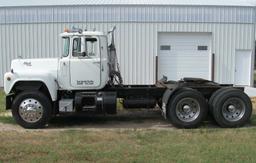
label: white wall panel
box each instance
[0,0,255,7]
[0,6,254,24]
[0,0,254,7]
[0,23,254,87]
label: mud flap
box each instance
[6,94,13,110]
[161,87,181,119]
[161,89,173,119]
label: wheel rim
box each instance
[176,98,201,122]
[222,97,246,122]
[18,98,43,123]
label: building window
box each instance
[198,46,208,51]
[160,45,171,51]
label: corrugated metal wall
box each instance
[0,6,254,24]
[0,22,254,86]
[0,5,255,86]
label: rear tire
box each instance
[11,91,52,129]
[167,88,208,128]
[208,87,231,114]
[212,88,252,128]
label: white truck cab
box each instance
[58,31,109,90]
[4,29,111,101]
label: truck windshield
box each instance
[62,37,70,57]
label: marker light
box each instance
[64,28,70,33]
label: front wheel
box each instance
[167,88,208,128]
[11,91,52,129]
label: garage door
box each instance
[158,33,212,81]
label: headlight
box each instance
[6,76,11,81]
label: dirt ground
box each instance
[0,108,228,132]
[0,109,176,132]
[1,99,255,132]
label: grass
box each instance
[1,129,256,162]
[1,91,256,162]
[0,90,5,113]
[0,90,15,124]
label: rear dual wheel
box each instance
[167,88,208,128]
[209,88,252,128]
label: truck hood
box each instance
[11,58,59,77]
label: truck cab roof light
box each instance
[64,28,70,33]
[64,27,85,34]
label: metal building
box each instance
[0,0,255,87]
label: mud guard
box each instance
[5,94,13,110]
[161,87,179,119]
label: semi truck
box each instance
[3,27,252,129]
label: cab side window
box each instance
[72,38,82,57]
[62,37,70,57]
[86,38,98,57]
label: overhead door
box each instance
[158,33,212,81]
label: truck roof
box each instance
[60,31,104,37]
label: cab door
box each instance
[70,36,101,88]
[58,37,71,89]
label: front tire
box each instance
[11,91,52,129]
[167,88,208,128]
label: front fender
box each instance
[4,72,58,101]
